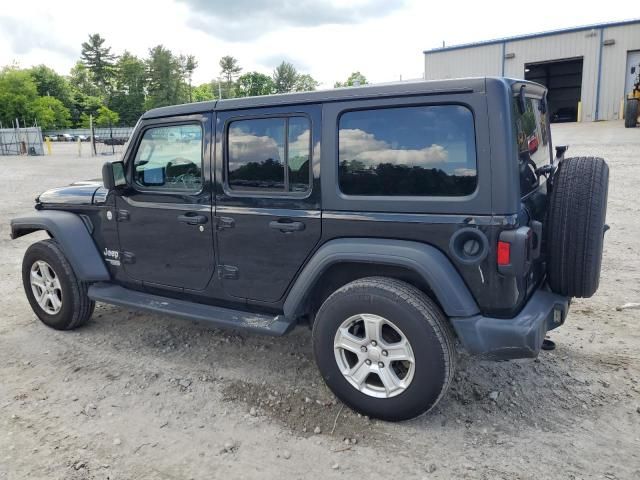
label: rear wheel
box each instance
[547,157,609,298]
[22,239,95,330]
[312,277,456,421]
[624,98,638,128]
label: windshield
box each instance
[512,96,552,197]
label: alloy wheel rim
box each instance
[30,260,62,315]
[333,313,415,399]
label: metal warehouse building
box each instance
[424,19,640,122]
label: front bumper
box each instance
[450,287,569,360]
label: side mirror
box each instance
[102,161,126,190]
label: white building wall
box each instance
[424,22,640,121]
[598,24,640,120]
[424,44,502,79]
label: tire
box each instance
[312,277,456,421]
[547,157,609,298]
[624,98,638,128]
[22,239,95,330]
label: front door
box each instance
[214,105,321,303]
[116,113,215,291]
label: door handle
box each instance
[178,213,208,225]
[269,220,305,232]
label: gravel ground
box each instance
[1,121,639,480]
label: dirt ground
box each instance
[1,121,639,480]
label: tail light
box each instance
[497,227,532,275]
[497,241,511,266]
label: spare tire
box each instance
[625,98,638,128]
[546,157,609,298]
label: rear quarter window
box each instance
[338,105,477,197]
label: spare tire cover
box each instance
[546,156,609,298]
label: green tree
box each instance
[28,65,73,108]
[94,105,120,127]
[110,51,147,124]
[219,56,241,98]
[180,54,198,102]
[81,33,116,91]
[29,96,71,129]
[68,61,103,126]
[68,61,101,98]
[192,83,215,102]
[145,45,186,109]
[235,72,274,97]
[334,71,368,88]
[272,61,298,93]
[294,73,319,92]
[0,67,38,127]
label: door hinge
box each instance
[215,216,235,230]
[117,210,130,222]
[217,264,239,280]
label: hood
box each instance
[37,180,106,206]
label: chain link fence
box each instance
[92,126,134,156]
[42,126,134,157]
[0,125,44,156]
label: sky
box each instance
[0,0,636,88]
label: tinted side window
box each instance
[338,105,477,196]
[513,97,551,196]
[133,124,202,192]
[227,116,311,193]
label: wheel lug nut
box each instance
[378,362,384,368]
[360,346,367,353]
[365,359,372,366]
[370,340,377,347]
[382,350,388,357]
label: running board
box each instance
[88,283,295,336]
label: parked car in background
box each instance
[104,137,127,146]
[59,133,74,142]
[74,135,90,142]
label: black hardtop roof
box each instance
[141,77,545,119]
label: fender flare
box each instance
[10,210,110,282]
[283,238,479,319]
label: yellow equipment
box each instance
[625,62,640,128]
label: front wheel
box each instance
[22,239,95,330]
[312,277,456,421]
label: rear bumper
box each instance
[450,287,569,360]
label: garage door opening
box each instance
[525,58,583,122]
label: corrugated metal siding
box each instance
[598,24,640,120]
[424,22,640,121]
[424,44,502,79]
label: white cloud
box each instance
[0,0,634,89]
[340,128,449,167]
[228,127,283,166]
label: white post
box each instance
[89,115,95,157]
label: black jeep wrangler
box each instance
[11,78,609,421]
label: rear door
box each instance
[214,105,321,303]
